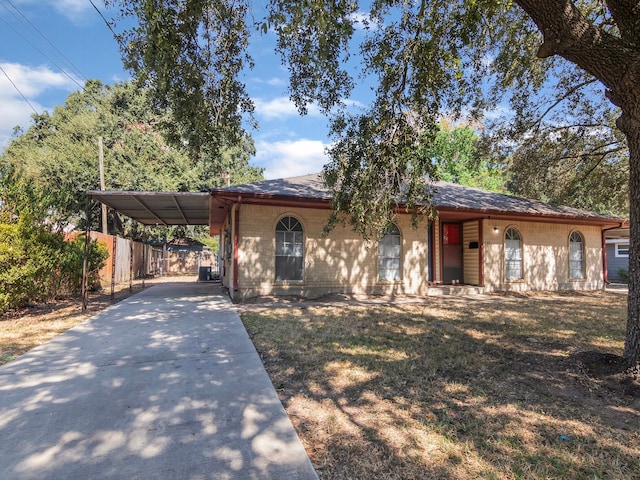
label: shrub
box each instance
[0,218,65,311]
[60,235,109,295]
[0,219,108,312]
[617,268,629,283]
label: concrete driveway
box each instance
[0,283,317,480]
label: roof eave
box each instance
[435,206,623,227]
[208,190,621,230]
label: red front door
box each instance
[442,223,463,284]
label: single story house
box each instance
[208,173,624,301]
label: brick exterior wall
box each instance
[220,204,605,300]
[482,219,604,292]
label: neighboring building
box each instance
[605,224,630,283]
[209,173,623,301]
[163,237,216,276]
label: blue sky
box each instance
[0,0,347,179]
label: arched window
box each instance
[569,231,585,279]
[275,216,304,281]
[505,227,523,280]
[378,223,402,281]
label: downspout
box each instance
[479,219,484,286]
[233,196,242,291]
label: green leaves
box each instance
[0,220,108,311]
[0,80,263,233]
[268,0,357,115]
[429,124,506,192]
[504,116,628,216]
[324,107,438,240]
[0,218,64,310]
[103,0,630,230]
[109,0,254,157]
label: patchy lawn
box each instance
[0,276,201,366]
[0,287,146,366]
[241,291,640,480]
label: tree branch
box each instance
[527,78,597,131]
[557,142,625,162]
[515,0,633,93]
[545,123,615,133]
[605,0,640,45]
[579,145,627,179]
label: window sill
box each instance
[274,280,305,285]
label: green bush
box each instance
[60,235,109,295]
[0,219,109,312]
[0,218,65,310]
[617,268,629,283]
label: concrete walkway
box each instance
[0,283,317,480]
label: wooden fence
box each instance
[87,232,158,289]
[83,232,218,289]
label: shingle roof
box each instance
[431,180,614,220]
[211,173,620,225]
[166,237,207,250]
[215,173,330,199]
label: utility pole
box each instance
[98,136,107,234]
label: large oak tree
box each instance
[1,80,262,232]
[106,0,640,367]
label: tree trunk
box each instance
[514,0,640,368]
[625,118,640,368]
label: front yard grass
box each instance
[241,291,639,479]
[0,286,145,365]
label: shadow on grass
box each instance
[0,283,315,479]
[243,293,639,479]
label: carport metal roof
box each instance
[87,190,210,225]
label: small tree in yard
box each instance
[61,235,109,296]
[0,217,65,311]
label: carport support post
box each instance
[81,196,91,312]
[110,233,117,300]
[142,226,147,288]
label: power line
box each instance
[2,0,87,82]
[0,13,84,90]
[0,63,39,116]
[89,0,119,39]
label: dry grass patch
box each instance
[241,292,640,479]
[0,287,145,365]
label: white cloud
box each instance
[253,76,287,88]
[255,139,329,179]
[349,11,381,30]
[254,96,322,119]
[483,105,514,121]
[0,63,75,98]
[0,97,43,148]
[14,0,94,23]
[0,62,78,150]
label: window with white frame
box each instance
[569,231,585,279]
[378,223,402,281]
[616,243,630,257]
[275,216,304,281]
[505,227,523,280]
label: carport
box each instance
[83,190,212,309]
[87,191,211,226]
